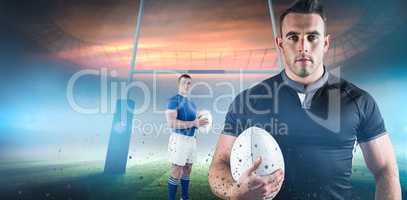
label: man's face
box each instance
[178,77,192,94]
[277,13,330,78]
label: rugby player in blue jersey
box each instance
[166,74,209,200]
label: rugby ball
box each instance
[230,127,285,181]
[197,110,213,134]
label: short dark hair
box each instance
[178,74,191,82]
[279,0,326,35]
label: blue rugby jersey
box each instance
[168,94,197,137]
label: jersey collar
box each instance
[281,67,330,109]
[281,67,329,94]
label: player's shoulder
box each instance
[168,94,182,101]
[229,73,282,107]
[238,73,283,98]
[167,94,184,106]
[327,73,372,101]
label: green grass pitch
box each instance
[0,159,405,200]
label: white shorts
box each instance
[168,133,197,166]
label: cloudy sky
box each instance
[3,0,405,71]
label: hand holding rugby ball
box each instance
[197,110,213,134]
[230,127,285,199]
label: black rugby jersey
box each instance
[223,70,386,200]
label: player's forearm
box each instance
[208,159,239,199]
[374,166,401,200]
[169,120,196,129]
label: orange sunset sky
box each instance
[24,0,363,72]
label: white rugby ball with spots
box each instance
[230,126,285,181]
[197,110,213,134]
